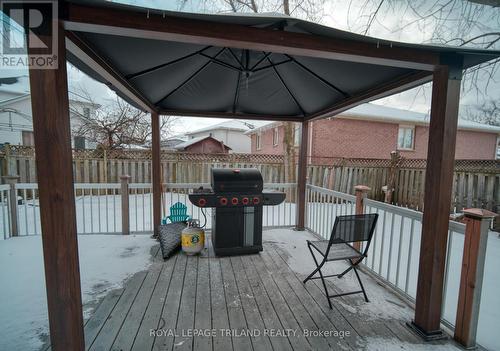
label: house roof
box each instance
[245,103,500,134]
[61,0,500,121]
[185,119,268,135]
[174,135,232,150]
[0,93,31,107]
[0,75,30,95]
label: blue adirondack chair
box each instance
[163,202,191,224]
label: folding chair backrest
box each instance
[329,214,378,250]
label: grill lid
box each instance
[211,168,263,194]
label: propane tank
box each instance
[181,219,205,255]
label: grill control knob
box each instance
[231,197,239,205]
[253,197,260,205]
[198,198,207,207]
[241,197,249,205]
[220,197,228,206]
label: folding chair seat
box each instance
[303,213,378,309]
[308,240,364,261]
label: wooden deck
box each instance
[66,229,461,351]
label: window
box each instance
[83,107,90,118]
[397,126,414,150]
[496,136,500,160]
[272,127,279,146]
[74,136,86,150]
[22,131,34,146]
[256,132,262,150]
[294,125,300,146]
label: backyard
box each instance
[0,186,498,350]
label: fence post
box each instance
[3,175,19,237]
[454,208,497,348]
[4,143,14,177]
[355,185,370,215]
[383,151,401,203]
[354,185,370,250]
[120,175,130,235]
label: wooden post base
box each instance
[406,321,448,341]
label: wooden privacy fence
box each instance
[307,158,500,213]
[1,145,499,212]
[0,145,285,184]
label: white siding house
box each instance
[0,75,98,149]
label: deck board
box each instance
[130,254,178,351]
[88,271,147,351]
[76,230,462,351]
[230,256,274,351]
[220,257,253,351]
[152,253,187,351]
[239,255,295,351]
[111,254,163,351]
[193,256,212,351]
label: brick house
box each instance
[247,103,500,162]
[174,136,231,153]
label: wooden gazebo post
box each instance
[411,60,463,339]
[296,121,309,230]
[29,22,85,350]
[151,111,162,237]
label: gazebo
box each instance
[18,0,500,349]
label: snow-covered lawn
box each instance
[0,234,155,350]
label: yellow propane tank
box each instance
[181,220,205,255]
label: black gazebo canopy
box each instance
[65,0,499,121]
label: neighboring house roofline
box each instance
[0,93,31,108]
[245,103,500,135]
[185,119,259,135]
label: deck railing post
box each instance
[355,185,370,215]
[354,185,370,250]
[120,175,131,235]
[3,175,19,237]
[454,208,497,348]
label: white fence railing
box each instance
[304,184,467,330]
[0,184,10,240]
[305,184,356,238]
[0,182,297,238]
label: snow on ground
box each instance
[364,337,462,350]
[0,234,155,351]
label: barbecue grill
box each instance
[188,168,285,256]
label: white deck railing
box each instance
[304,184,467,332]
[0,182,297,238]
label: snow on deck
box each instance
[0,234,155,350]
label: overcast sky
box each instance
[3,0,499,135]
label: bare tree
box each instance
[71,90,176,150]
[348,0,500,124]
[465,99,500,126]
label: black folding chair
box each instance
[303,213,378,309]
